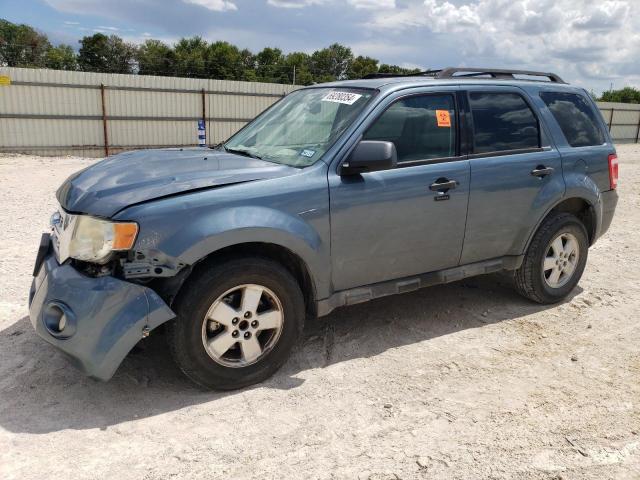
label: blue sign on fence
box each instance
[197,119,206,147]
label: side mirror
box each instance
[340,140,398,176]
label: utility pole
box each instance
[293,65,296,86]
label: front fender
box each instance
[127,203,331,300]
[116,164,332,300]
[178,206,326,293]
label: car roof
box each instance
[315,76,583,94]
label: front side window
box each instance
[224,87,374,167]
[363,94,457,163]
[469,92,540,154]
[540,92,605,147]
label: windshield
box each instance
[223,87,374,167]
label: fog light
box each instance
[42,301,76,338]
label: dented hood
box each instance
[57,148,298,217]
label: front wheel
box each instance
[168,257,305,390]
[514,213,589,304]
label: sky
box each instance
[2,0,639,93]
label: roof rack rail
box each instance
[436,67,565,83]
[363,69,442,79]
[363,67,566,83]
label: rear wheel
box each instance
[168,257,305,390]
[514,213,588,304]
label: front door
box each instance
[329,91,470,291]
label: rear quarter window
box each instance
[540,92,605,147]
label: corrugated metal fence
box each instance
[0,67,298,157]
[597,101,640,144]
[0,67,639,157]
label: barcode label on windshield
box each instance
[321,91,363,105]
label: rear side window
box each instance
[540,92,605,147]
[363,94,456,163]
[469,92,540,154]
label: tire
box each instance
[514,213,589,304]
[168,257,305,390]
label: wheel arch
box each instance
[175,241,318,318]
[550,197,597,244]
[524,195,599,253]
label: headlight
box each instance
[68,216,138,264]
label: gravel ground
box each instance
[1,146,639,480]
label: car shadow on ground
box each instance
[0,273,581,434]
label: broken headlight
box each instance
[66,215,138,264]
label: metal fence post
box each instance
[608,108,614,133]
[100,84,109,156]
[201,88,207,144]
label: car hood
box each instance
[56,148,299,217]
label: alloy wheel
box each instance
[542,232,580,288]
[201,284,284,368]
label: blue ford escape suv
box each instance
[29,68,619,390]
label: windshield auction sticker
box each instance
[322,91,363,105]
[436,110,451,127]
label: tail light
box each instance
[608,153,618,190]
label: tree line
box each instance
[599,87,640,104]
[0,18,420,84]
[4,18,638,98]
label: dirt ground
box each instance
[1,145,639,480]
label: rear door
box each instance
[329,89,470,291]
[459,86,565,265]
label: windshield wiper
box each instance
[224,146,262,160]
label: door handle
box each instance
[429,179,458,191]
[530,165,554,177]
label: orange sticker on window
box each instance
[436,110,451,127]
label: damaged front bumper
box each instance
[28,234,175,381]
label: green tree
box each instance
[310,43,353,81]
[78,33,136,73]
[173,36,208,77]
[206,41,243,80]
[378,64,421,75]
[137,39,175,76]
[238,48,257,81]
[347,55,379,79]
[282,51,313,85]
[0,19,51,67]
[599,87,640,104]
[45,44,77,70]
[255,47,287,83]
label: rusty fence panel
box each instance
[0,67,297,157]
